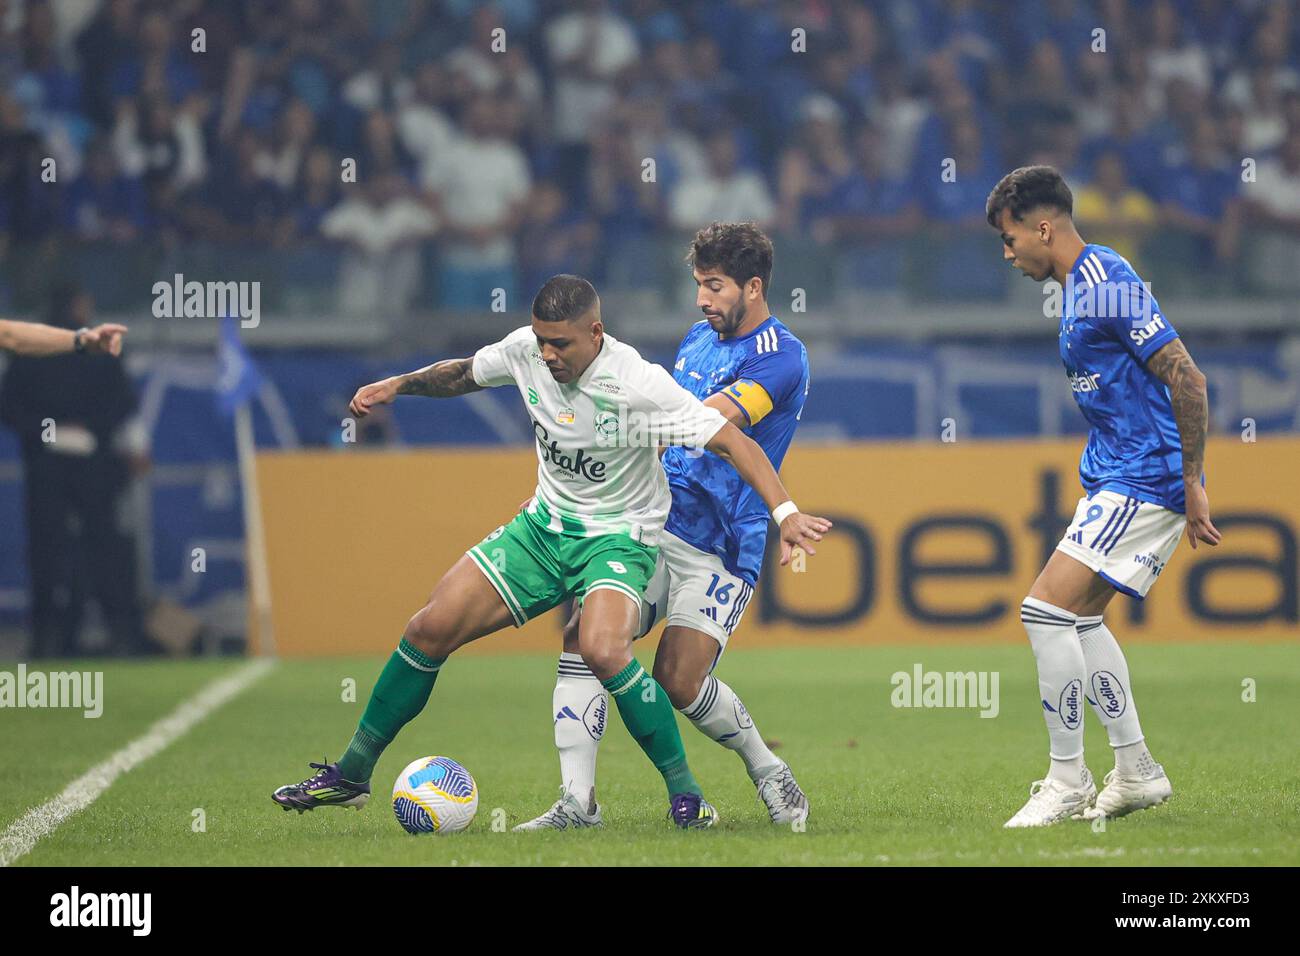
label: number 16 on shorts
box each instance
[660,530,756,649]
[696,572,753,639]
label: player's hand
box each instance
[1184,482,1221,549]
[778,512,832,566]
[349,377,399,418]
[82,323,128,356]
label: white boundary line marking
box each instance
[0,658,275,867]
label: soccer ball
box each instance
[391,756,479,834]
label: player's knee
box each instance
[652,657,704,711]
[577,632,628,682]
[404,601,459,658]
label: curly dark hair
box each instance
[985,165,1074,228]
[685,221,774,296]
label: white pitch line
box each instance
[0,658,275,867]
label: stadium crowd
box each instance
[2,0,1300,315]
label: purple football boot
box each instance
[272,760,370,813]
[668,792,720,829]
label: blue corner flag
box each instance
[216,316,263,417]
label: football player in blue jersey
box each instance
[517,222,817,830]
[987,166,1221,827]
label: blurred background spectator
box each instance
[0,0,1295,312]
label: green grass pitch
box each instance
[5,643,1298,866]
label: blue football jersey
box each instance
[662,316,809,584]
[1062,244,1186,512]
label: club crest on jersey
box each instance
[594,410,619,437]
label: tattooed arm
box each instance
[348,357,482,418]
[1146,338,1221,548]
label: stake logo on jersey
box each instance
[472,327,727,543]
[662,316,809,585]
[1060,245,1187,513]
[532,420,607,482]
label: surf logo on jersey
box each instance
[1059,679,1082,729]
[1068,370,1103,393]
[532,421,607,482]
[1129,313,1167,346]
[1090,670,1127,719]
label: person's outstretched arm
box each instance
[705,421,832,566]
[0,319,128,357]
[348,357,483,417]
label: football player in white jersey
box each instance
[271,274,831,829]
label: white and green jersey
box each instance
[472,326,727,545]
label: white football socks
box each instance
[682,675,781,781]
[550,655,782,799]
[1076,615,1158,777]
[552,652,605,811]
[1021,597,1087,787]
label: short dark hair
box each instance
[985,165,1074,229]
[532,274,599,323]
[685,221,774,296]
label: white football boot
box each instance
[1003,766,1096,828]
[1079,766,1172,820]
[513,787,603,831]
[754,761,810,825]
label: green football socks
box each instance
[601,659,702,798]
[338,638,444,783]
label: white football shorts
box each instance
[635,530,756,655]
[1056,490,1186,599]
